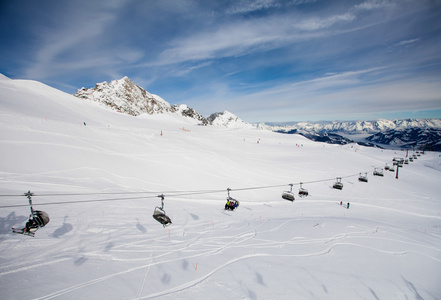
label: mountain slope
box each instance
[271,119,441,149]
[367,127,441,151]
[74,77,257,128]
[207,110,254,128]
[74,76,172,116]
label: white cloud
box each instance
[354,0,397,11]
[394,38,420,47]
[226,0,280,14]
[153,10,357,67]
[22,2,127,80]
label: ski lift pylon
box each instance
[282,184,295,202]
[298,182,309,197]
[12,191,50,237]
[333,177,343,190]
[225,188,240,210]
[152,194,172,227]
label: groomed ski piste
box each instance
[0,75,440,299]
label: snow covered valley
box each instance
[1,76,441,299]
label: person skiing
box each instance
[347,202,350,209]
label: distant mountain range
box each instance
[259,119,441,134]
[263,120,441,150]
[74,76,441,151]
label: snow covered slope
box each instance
[1,75,441,299]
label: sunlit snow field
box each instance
[1,76,440,299]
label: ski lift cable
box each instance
[0,189,229,208]
[0,188,232,198]
[0,168,378,209]
[0,195,158,209]
[0,173,360,202]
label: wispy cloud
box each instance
[153,11,356,67]
[21,1,127,80]
[226,0,281,14]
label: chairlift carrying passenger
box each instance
[225,188,240,210]
[12,191,50,237]
[358,172,368,182]
[298,182,309,197]
[282,184,295,202]
[333,177,343,190]
[152,194,172,227]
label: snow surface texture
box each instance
[1,76,441,299]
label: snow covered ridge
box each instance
[74,76,172,116]
[74,77,251,128]
[264,119,441,134]
[366,127,441,150]
[263,119,441,150]
[207,110,254,128]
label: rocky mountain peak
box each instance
[74,77,171,116]
[207,111,253,128]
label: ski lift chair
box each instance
[373,168,384,177]
[152,195,172,227]
[333,177,343,190]
[298,182,309,197]
[389,166,395,172]
[358,173,368,182]
[384,164,390,170]
[282,184,295,202]
[225,188,240,210]
[12,191,50,237]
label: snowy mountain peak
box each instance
[74,77,171,116]
[271,119,441,134]
[207,111,253,128]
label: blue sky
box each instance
[1,0,441,122]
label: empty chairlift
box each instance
[282,184,295,202]
[373,168,384,177]
[333,177,343,190]
[358,172,368,182]
[152,194,172,227]
[298,182,309,197]
[225,188,240,211]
